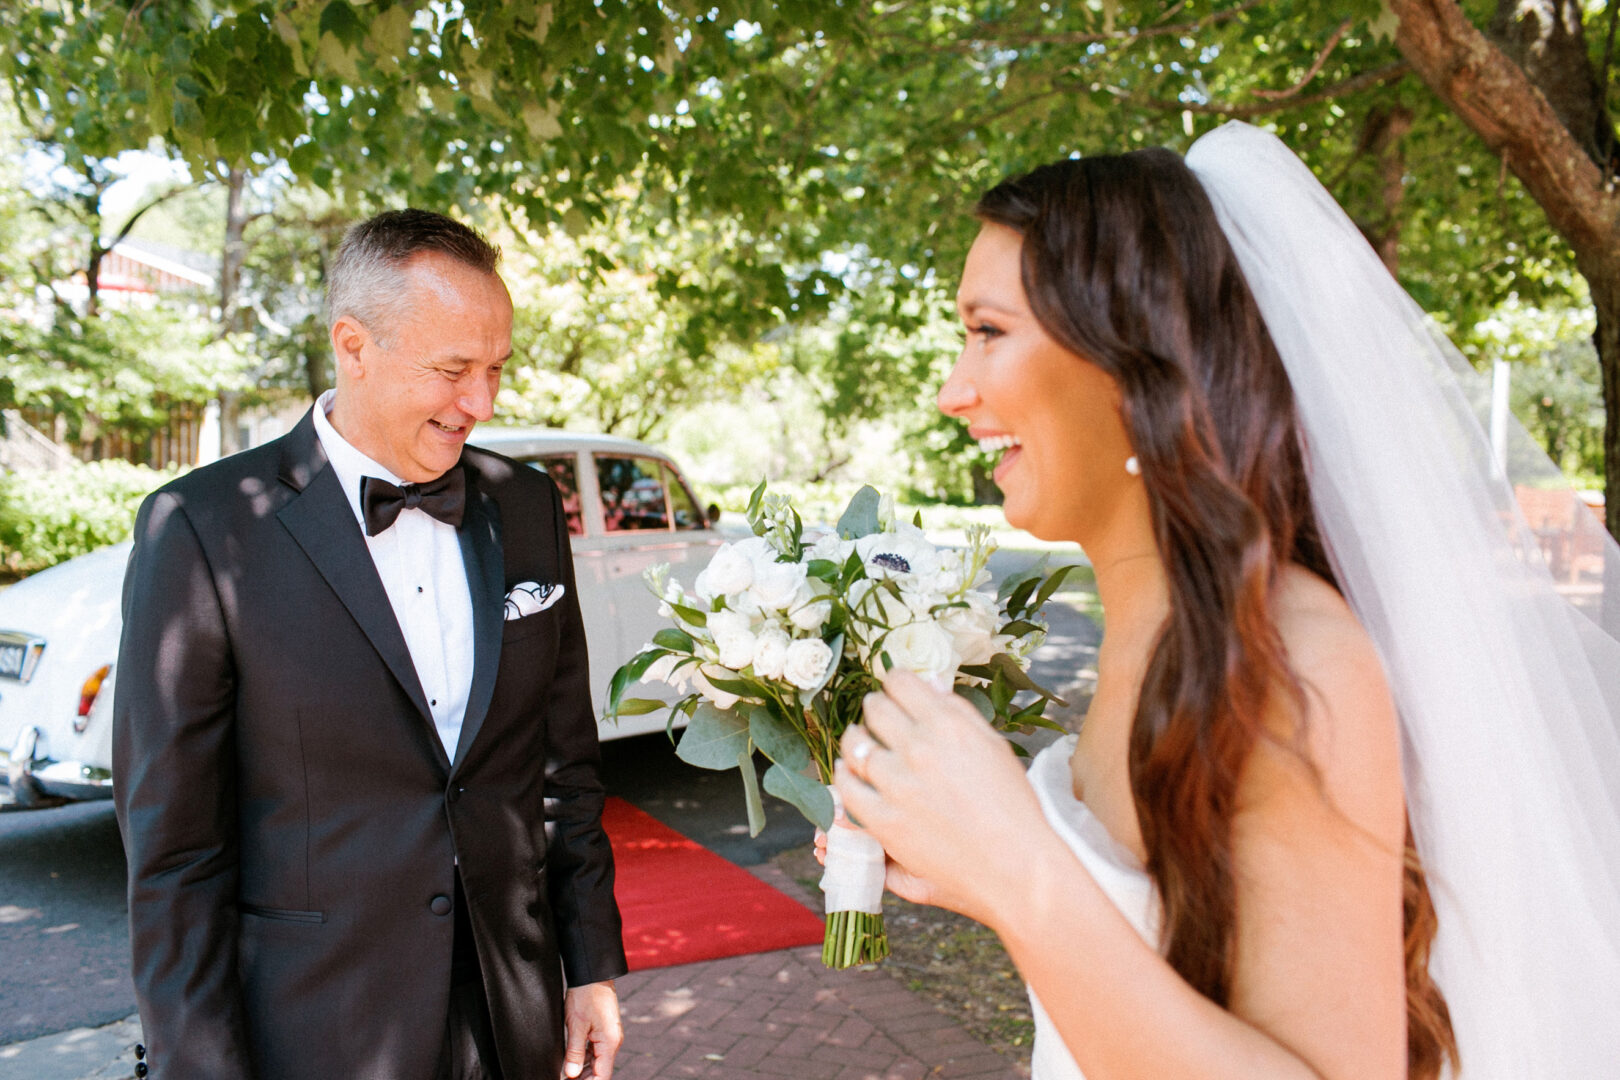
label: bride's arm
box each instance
[838,622,1407,1080]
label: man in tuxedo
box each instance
[113,210,627,1080]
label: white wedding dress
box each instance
[1024,734,1160,1080]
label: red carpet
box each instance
[602,797,826,970]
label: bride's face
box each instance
[940,223,1138,542]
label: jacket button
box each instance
[447,785,464,804]
[430,894,452,916]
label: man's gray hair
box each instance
[326,209,502,347]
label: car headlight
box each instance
[75,665,112,732]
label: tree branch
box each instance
[1252,19,1354,100]
[1106,61,1411,119]
[106,181,203,253]
[880,0,1266,52]
[1601,0,1618,96]
[1388,0,1620,264]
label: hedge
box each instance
[0,460,176,577]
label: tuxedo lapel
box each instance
[273,412,448,773]
[452,470,504,771]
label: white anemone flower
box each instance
[855,526,941,582]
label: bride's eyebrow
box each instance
[957,298,1019,319]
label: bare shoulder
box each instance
[1252,565,1404,837]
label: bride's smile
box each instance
[940,222,1142,546]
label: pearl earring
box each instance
[1125,456,1141,476]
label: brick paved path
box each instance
[614,944,1025,1080]
[25,864,1029,1080]
[608,863,1027,1080]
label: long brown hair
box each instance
[976,149,1456,1076]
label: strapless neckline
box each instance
[1023,734,1163,1080]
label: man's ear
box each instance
[330,316,370,379]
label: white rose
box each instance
[733,536,777,563]
[806,531,854,564]
[693,664,742,709]
[789,598,832,632]
[748,558,809,612]
[751,625,791,680]
[855,528,941,582]
[783,637,835,691]
[939,594,1001,666]
[880,619,959,685]
[641,651,694,691]
[694,543,754,602]
[899,579,944,618]
[707,609,758,671]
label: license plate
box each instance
[0,634,44,683]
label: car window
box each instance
[525,454,584,536]
[596,455,670,532]
[663,463,707,531]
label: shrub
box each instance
[0,460,176,577]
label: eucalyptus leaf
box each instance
[749,703,811,771]
[836,485,882,540]
[675,703,751,770]
[955,684,995,721]
[764,763,836,831]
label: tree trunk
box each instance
[1593,262,1620,539]
[220,168,249,335]
[217,169,250,456]
[85,238,105,319]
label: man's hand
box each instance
[562,979,622,1079]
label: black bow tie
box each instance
[360,471,466,536]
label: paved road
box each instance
[0,566,1099,1050]
[0,801,132,1044]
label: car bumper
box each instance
[0,726,114,809]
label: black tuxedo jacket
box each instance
[112,409,627,1079]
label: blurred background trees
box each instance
[0,0,1612,561]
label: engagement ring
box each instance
[851,740,874,765]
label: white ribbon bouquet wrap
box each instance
[605,482,1078,967]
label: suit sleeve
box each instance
[112,489,254,1078]
[539,480,629,987]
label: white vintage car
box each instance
[0,428,723,810]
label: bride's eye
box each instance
[966,323,1003,341]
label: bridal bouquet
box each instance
[604,482,1076,968]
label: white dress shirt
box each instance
[312,390,475,760]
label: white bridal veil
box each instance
[1187,121,1620,1078]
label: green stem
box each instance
[821,911,889,969]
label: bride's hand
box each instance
[833,670,1052,927]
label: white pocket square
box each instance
[503,581,565,621]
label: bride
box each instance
[833,122,1620,1079]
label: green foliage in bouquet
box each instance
[604,480,1077,837]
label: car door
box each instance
[591,452,722,735]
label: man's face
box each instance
[330,251,513,483]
